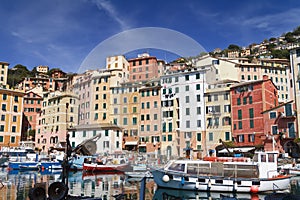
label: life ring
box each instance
[48,182,68,200]
[28,186,46,200]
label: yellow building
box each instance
[0,88,24,147]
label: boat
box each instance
[83,152,130,172]
[279,163,300,176]
[151,151,291,193]
[8,159,62,171]
[152,188,267,200]
[68,155,94,171]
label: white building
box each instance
[160,66,208,158]
[68,124,123,154]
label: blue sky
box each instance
[1,0,300,73]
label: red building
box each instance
[261,100,297,152]
[128,53,164,82]
[22,91,43,141]
[230,75,279,147]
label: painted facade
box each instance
[0,88,24,147]
[230,75,278,147]
[35,91,78,151]
[0,61,9,87]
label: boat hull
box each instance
[152,169,291,193]
[83,163,129,172]
[8,161,61,170]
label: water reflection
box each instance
[1,167,300,200]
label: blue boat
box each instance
[8,160,62,171]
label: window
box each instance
[123,118,128,125]
[186,120,190,128]
[238,121,242,129]
[168,122,172,132]
[132,117,137,125]
[133,96,137,103]
[225,132,230,141]
[197,94,201,102]
[12,126,16,132]
[243,97,247,105]
[238,134,244,142]
[185,96,190,103]
[14,96,18,102]
[186,108,190,115]
[197,133,201,141]
[146,102,150,109]
[0,125,4,132]
[13,105,18,112]
[237,98,241,105]
[2,94,7,100]
[209,132,213,141]
[11,136,16,143]
[154,101,158,108]
[249,96,253,104]
[185,85,189,91]
[238,110,242,119]
[250,119,254,128]
[197,120,201,127]
[168,135,172,141]
[196,84,201,90]
[272,125,278,134]
[1,115,5,121]
[2,104,6,111]
[249,108,254,118]
[197,107,201,115]
[269,112,276,119]
[185,75,189,81]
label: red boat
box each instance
[82,152,130,172]
[83,162,129,172]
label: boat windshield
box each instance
[168,163,185,172]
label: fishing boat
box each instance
[83,152,130,172]
[151,151,291,193]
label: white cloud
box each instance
[229,8,300,35]
[91,0,131,30]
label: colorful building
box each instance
[230,75,278,147]
[0,61,9,87]
[0,88,24,147]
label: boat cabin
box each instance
[164,151,279,179]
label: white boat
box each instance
[280,163,300,176]
[151,151,291,193]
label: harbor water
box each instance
[1,167,300,200]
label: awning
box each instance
[218,147,255,153]
[125,141,138,145]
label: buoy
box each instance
[28,186,46,200]
[250,185,259,193]
[162,174,170,182]
[48,182,68,200]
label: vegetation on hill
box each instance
[210,26,300,60]
[7,64,35,87]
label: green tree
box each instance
[7,64,33,87]
[227,44,240,51]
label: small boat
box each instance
[83,152,130,172]
[279,163,300,176]
[151,151,291,193]
[83,162,129,172]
